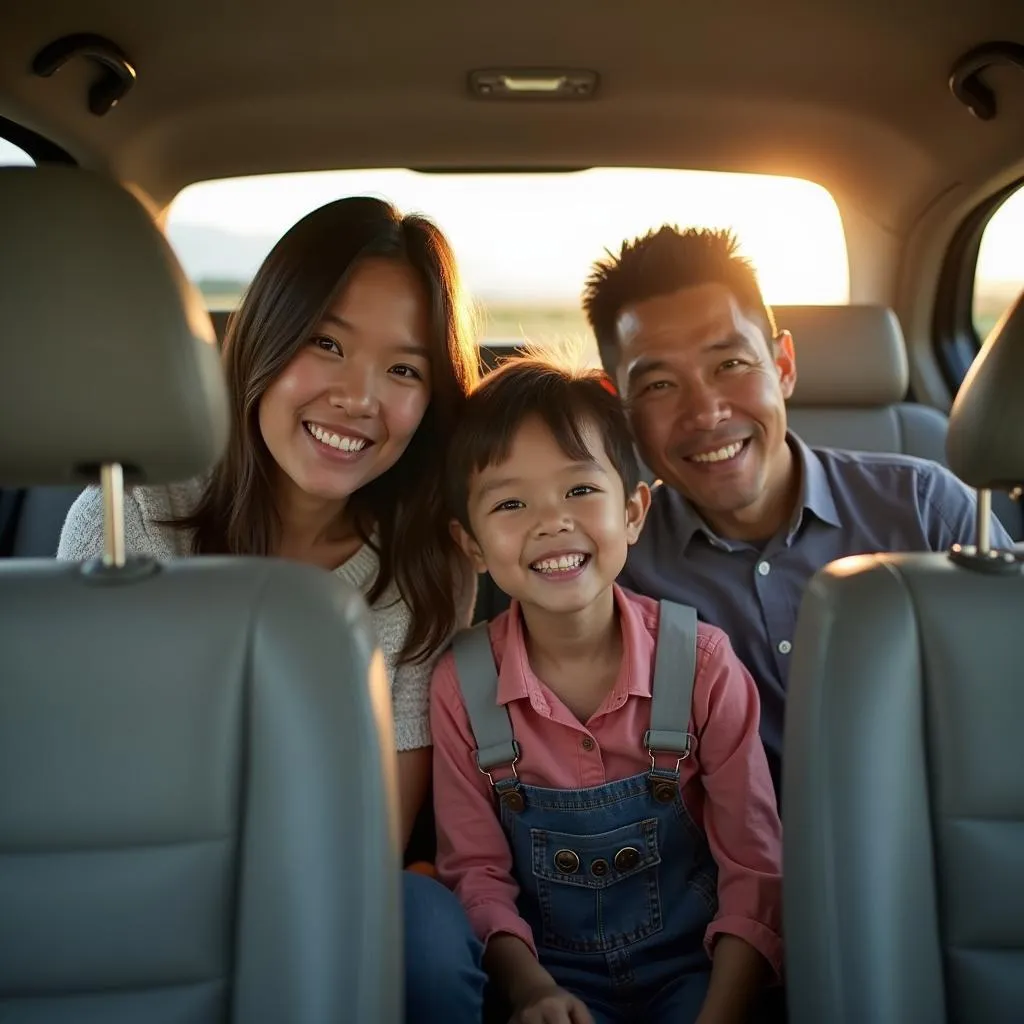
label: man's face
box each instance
[614,282,798,539]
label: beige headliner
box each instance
[4,0,1024,413]
[2,0,1023,226]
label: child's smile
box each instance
[529,550,591,579]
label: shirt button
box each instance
[581,737,595,751]
[778,640,792,654]
[757,560,771,576]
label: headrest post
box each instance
[101,462,126,568]
[976,488,992,556]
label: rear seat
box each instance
[781,304,947,462]
[777,304,1022,540]
[0,311,236,560]
[0,485,82,557]
[209,308,232,344]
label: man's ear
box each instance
[450,518,488,574]
[774,329,797,400]
[624,481,652,545]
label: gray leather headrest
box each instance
[0,167,228,486]
[947,290,1024,490]
[779,304,909,407]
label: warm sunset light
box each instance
[165,167,860,355]
[7,130,1019,352]
[167,167,850,309]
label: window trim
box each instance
[0,115,75,165]
[934,175,1023,392]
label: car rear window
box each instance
[166,167,849,359]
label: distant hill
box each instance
[165,223,277,282]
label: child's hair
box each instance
[446,353,641,532]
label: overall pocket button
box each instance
[554,849,580,873]
[590,858,609,877]
[614,846,640,871]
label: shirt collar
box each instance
[657,429,841,550]
[789,431,842,533]
[659,483,709,551]
[496,585,653,709]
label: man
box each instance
[584,225,1013,796]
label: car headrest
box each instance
[778,304,909,407]
[0,167,228,487]
[947,289,1024,491]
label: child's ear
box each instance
[450,518,488,574]
[624,481,651,545]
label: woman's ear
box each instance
[450,518,488,574]
[624,481,652,545]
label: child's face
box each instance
[454,415,650,616]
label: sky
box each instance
[976,184,1024,285]
[3,135,1023,304]
[0,138,31,166]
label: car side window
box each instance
[973,184,1024,341]
[0,137,35,166]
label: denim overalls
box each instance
[451,601,718,1023]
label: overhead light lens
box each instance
[500,75,567,93]
[468,69,599,100]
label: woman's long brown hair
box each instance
[177,196,479,663]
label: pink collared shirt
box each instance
[430,584,784,978]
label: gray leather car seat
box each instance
[782,291,1024,1023]
[782,304,948,460]
[0,313,230,559]
[780,303,1022,539]
[0,167,402,1024]
[0,485,82,556]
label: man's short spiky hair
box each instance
[583,226,777,373]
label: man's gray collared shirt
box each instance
[620,433,1014,795]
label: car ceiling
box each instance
[2,0,1024,234]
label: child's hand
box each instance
[512,983,595,1024]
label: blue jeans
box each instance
[403,871,486,1023]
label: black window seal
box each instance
[0,114,76,165]
[933,175,1023,393]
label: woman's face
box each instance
[258,257,433,508]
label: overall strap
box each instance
[644,600,699,798]
[450,623,520,777]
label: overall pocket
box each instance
[530,817,663,954]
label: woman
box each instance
[58,195,487,1021]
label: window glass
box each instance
[167,167,849,357]
[973,184,1024,340]
[0,137,35,167]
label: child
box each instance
[430,357,782,1024]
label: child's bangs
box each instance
[539,399,605,468]
[471,384,602,476]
